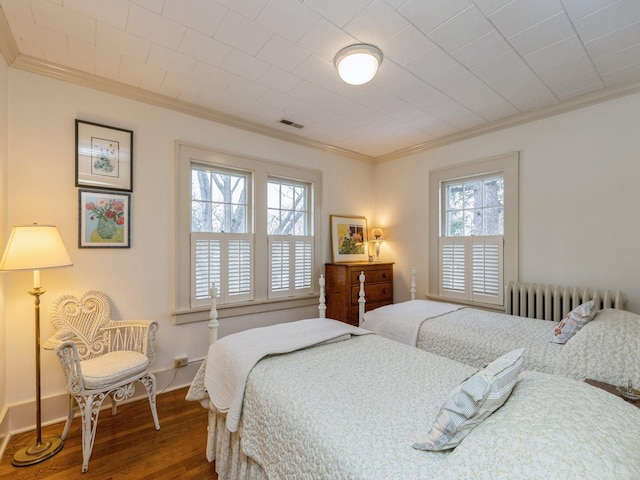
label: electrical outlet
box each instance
[174,356,188,368]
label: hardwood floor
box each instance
[0,387,217,479]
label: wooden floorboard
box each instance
[0,387,217,479]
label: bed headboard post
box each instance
[318,274,326,318]
[358,271,366,327]
[410,268,416,301]
[209,283,219,345]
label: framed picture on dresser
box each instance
[330,214,368,263]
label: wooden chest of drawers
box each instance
[325,262,394,325]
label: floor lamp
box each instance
[0,224,72,467]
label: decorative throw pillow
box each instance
[413,348,524,451]
[551,300,598,344]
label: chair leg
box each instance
[140,373,160,430]
[61,395,76,440]
[77,392,107,473]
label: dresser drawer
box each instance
[349,266,393,285]
[351,282,393,304]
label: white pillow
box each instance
[413,348,524,451]
[551,300,598,344]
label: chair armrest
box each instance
[43,329,76,350]
[54,340,86,394]
[101,320,159,365]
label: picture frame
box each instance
[76,119,133,192]
[330,214,368,263]
[79,189,131,248]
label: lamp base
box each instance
[12,436,63,467]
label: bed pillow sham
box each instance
[551,300,598,344]
[413,347,524,451]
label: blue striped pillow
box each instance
[413,348,524,451]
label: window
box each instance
[191,165,253,305]
[267,178,313,298]
[175,144,322,323]
[429,153,519,308]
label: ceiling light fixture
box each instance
[334,44,383,86]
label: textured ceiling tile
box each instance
[343,0,410,45]
[179,29,232,67]
[31,0,96,43]
[381,24,436,66]
[257,35,310,72]
[162,0,227,36]
[63,0,130,30]
[256,0,320,43]
[297,19,358,64]
[399,0,472,35]
[127,3,185,49]
[488,0,565,39]
[221,49,271,81]
[97,22,150,63]
[215,10,272,56]
[507,12,576,57]
[451,30,512,69]
[147,44,198,76]
[428,5,495,53]
[303,0,372,28]
[190,62,236,90]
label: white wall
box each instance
[4,69,373,410]
[373,92,640,314]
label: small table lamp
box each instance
[370,228,384,262]
[0,224,72,466]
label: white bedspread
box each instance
[361,299,462,345]
[203,317,369,432]
[415,307,564,373]
[557,308,640,386]
[238,335,640,479]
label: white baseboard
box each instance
[1,360,203,442]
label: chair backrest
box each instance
[50,291,113,360]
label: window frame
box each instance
[428,152,519,309]
[174,143,322,324]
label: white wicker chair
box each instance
[44,290,160,472]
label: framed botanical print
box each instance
[330,214,368,263]
[76,119,133,191]
[79,189,130,248]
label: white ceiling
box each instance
[1,0,640,161]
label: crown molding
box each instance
[0,6,18,64]
[374,79,640,164]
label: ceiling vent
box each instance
[279,119,304,129]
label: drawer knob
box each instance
[383,288,388,294]
[382,273,387,278]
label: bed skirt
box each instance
[207,403,267,480]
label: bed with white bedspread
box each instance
[362,300,640,388]
[187,319,640,480]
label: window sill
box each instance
[172,295,321,325]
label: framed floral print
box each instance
[79,189,130,248]
[330,214,368,263]
[76,119,133,191]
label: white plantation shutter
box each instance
[269,238,290,293]
[193,236,221,302]
[294,239,312,290]
[268,235,313,298]
[471,236,503,305]
[440,237,466,299]
[192,232,253,306]
[439,236,503,305]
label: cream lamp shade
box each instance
[0,224,72,272]
[334,44,383,86]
